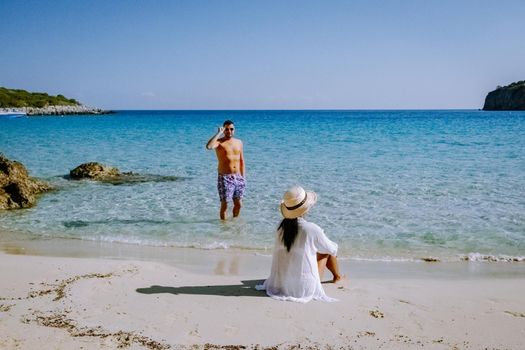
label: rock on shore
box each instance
[0,154,53,210]
[24,105,113,115]
[0,105,113,116]
[483,80,525,110]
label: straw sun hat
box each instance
[280,186,317,219]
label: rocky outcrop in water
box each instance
[483,80,525,110]
[0,87,113,115]
[0,154,53,210]
[9,105,113,116]
[68,162,179,185]
[0,106,113,116]
[69,162,120,180]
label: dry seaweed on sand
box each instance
[32,312,170,350]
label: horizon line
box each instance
[109,108,485,112]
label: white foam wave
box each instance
[196,241,230,250]
[254,252,272,257]
[346,256,416,262]
[21,232,525,263]
[460,253,525,262]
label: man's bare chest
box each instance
[218,141,241,155]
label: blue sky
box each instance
[1,0,524,109]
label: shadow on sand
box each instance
[136,279,266,297]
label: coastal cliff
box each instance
[483,81,525,110]
[0,87,112,115]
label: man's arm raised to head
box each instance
[206,127,224,150]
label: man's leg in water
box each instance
[220,201,228,220]
[218,174,233,220]
[232,175,245,218]
[233,198,242,217]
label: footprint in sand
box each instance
[224,325,239,337]
[189,325,201,338]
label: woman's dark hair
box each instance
[279,218,298,252]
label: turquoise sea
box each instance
[1,110,524,261]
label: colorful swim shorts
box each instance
[217,173,246,202]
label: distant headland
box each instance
[483,80,525,111]
[0,87,113,115]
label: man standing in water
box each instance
[206,120,246,220]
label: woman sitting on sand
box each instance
[256,186,342,303]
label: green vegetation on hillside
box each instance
[0,87,80,108]
[496,80,525,90]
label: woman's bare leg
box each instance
[317,253,342,282]
[317,253,329,280]
[326,254,342,282]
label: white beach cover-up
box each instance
[256,218,338,303]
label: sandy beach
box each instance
[2,0,525,348]
[0,240,524,350]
